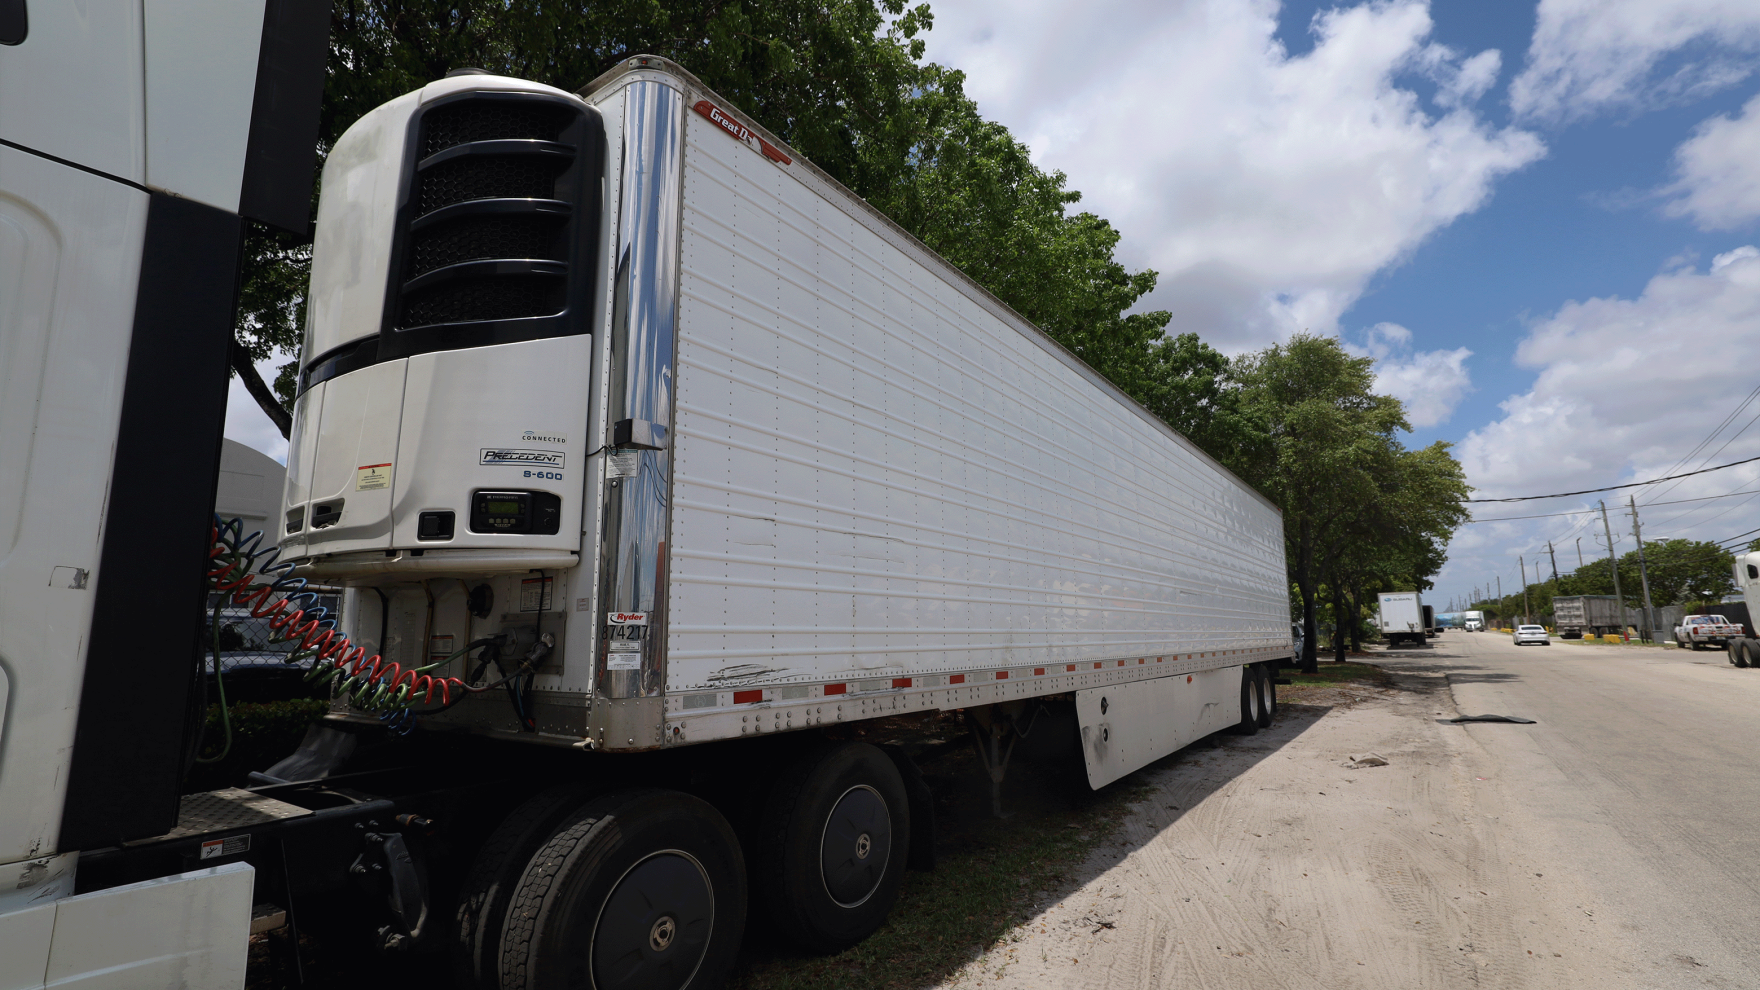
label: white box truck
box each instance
[2,53,1293,989]
[1379,592,1429,647]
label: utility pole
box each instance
[1575,537,1583,570]
[1520,557,1532,624]
[1629,495,1657,644]
[1600,500,1627,641]
[1496,576,1502,627]
[1547,541,1559,582]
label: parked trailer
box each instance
[1552,595,1623,639]
[2,57,1293,989]
[1379,592,1429,647]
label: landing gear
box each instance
[496,790,746,990]
[754,742,911,954]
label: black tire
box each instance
[1690,640,1703,651]
[453,785,585,990]
[1234,672,1259,735]
[1261,664,1278,720]
[498,790,746,990]
[1255,666,1274,728]
[753,742,910,954]
[1733,640,1751,668]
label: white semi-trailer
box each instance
[2,52,1291,990]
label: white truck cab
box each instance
[0,2,328,987]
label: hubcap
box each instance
[649,915,676,952]
[591,852,713,990]
[821,785,891,908]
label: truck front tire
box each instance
[498,790,746,990]
[454,785,584,989]
[754,742,910,954]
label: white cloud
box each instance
[1665,93,1760,230]
[1356,322,1474,428]
[225,353,291,465]
[1443,247,1760,602]
[922,0,1543,350]
[1511,0,1760,123]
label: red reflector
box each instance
[1138,658,1145,664]
[1117,660,1125,667]
[892,678,912,689]
[734,690,762,704]
[1187,675,1193,683]
[1034,668,1045,676]
[823,683,846,696]
[950,674,966,684]
[1067,664,1076,671]
[1093,662,1103,669]
[996,671,1008,679]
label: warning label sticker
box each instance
[520,576,554,612]
[354,463,391,491]
[200,834,251,860]
[606,641,643,670]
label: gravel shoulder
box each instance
[933,663,1636,989]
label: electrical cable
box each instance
[1636,384,1760,505]
[1466,487,1760,524]
[205,516,470,719]
[1464,454,1760,502]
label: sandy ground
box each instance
[930,662,1641,989]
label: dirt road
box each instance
[935,634,1760,989]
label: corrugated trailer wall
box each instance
[662,98,1288,697]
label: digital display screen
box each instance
[484,500,522,514]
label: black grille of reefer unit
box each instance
[377,90,604,361]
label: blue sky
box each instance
[910,0,1760,610]
[226,0,1760,611]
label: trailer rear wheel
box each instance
[454,785,584,989]
[498,790,745,990]
[1259,664,1277,722]
[754,742,910,954]
[1234,673,1260,735]
[1254,666,1274,728]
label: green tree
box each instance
[1231,335,1469,667]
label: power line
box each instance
[1464,454,1760,503]
[1637,384,1760,506]
[1464,486,1760,524]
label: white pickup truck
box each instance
[1675,614,1744,650]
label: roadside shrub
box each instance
[184,698,328,793]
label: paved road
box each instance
[1384,632,1760,988]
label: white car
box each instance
[1513,624,1551,646]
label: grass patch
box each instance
[730,756,1152,990]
